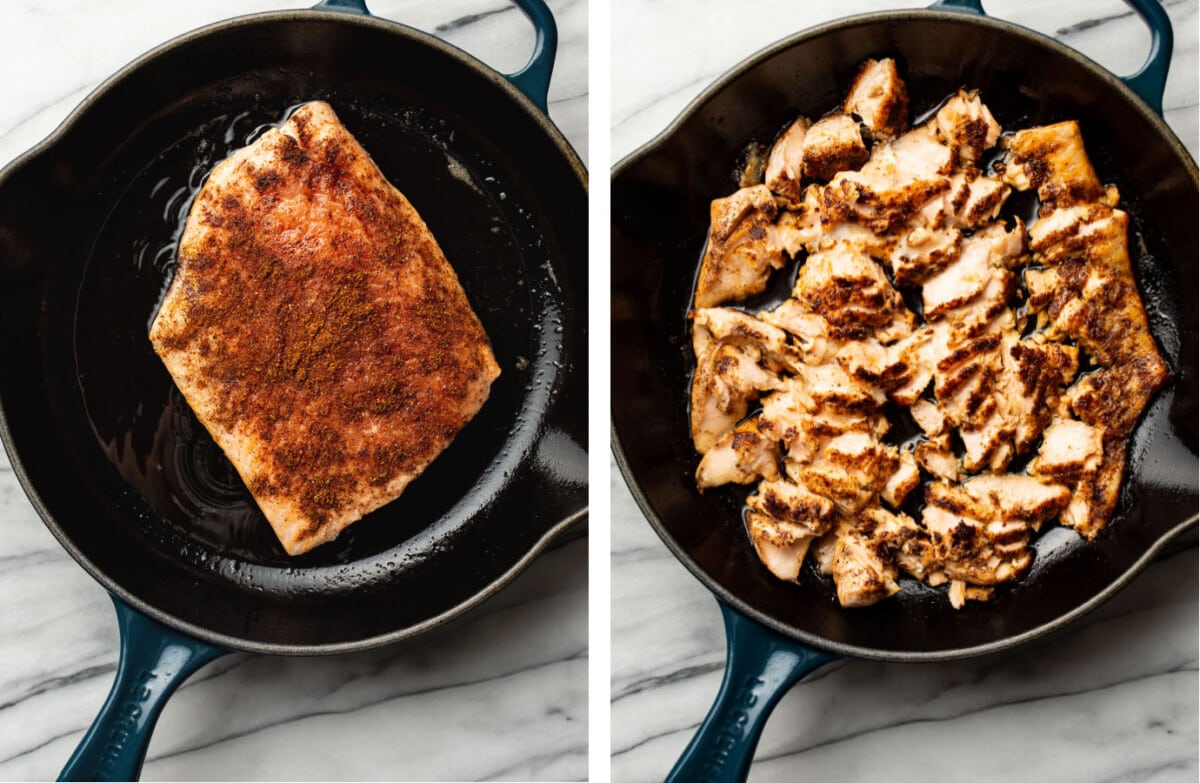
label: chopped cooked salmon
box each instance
[688,61,1166,608]
[1030,418,1103,481]
[830,518,901,607]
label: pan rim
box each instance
[0,7,588,654]
[610,8,1199,662]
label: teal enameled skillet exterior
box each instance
[0,0,587,779]
[611,1,1196,780]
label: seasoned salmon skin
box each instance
[150,101,500,556]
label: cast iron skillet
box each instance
[611,0,1196,779]
[0,0,586,779]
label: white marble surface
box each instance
[0,2,586,781]
[611,1,1199,781]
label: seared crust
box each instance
[151,102,500,555]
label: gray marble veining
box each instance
[611,1,1198,781]
[0,2,587,781]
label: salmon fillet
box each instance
[150,101,500,556]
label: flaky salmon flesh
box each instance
[690,59,1166,609]
[150,101,500,556]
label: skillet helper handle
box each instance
[311,0,558,114]
[1117,0,1173,116]
[312,0,369,12]
[502,0,558,113]
[927,0,985,14]
[928,0,1173,116]
[666,600,836,783]
[58,597,228,782]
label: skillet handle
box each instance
[58,597,228,782]
[312,0,558,114]
[666,600,836,783]
[928,0,1173,116]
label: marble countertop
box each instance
[0,1,586,781]
[611,1,1198,782]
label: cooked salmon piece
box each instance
[828,515,901,607]
[801,114,870,181]
[881,451,921,507]
[1057,441,1128,539]
[1030,418,1103,481]
[790,431,903,515]
[694,185,785,307]
[865,506,943,585]
[886,224,962,286]
[922,222,1024,318]
[843,58,909,140]
[765,117,811,204]
[924,476,1069,589]
[773,188,825,256]
[689,308,798,453]
[696,415,781,489]
[821,126,955,235]
[1025,199,1167,539]
[1000,121,1116,209]
[936,170,1010,229]
[745,509,816,582]
[747,479,839,537]
[150,101,499,556]
[793,242,914,341]
[758,375,889,467]
[915,435,958,481]
[932,89,1001,165]
[757,300,835,362]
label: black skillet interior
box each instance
[612,11,1198,659]
[0,12,587,652]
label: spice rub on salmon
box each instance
[689,60,1167,609]
[150,101,500,556]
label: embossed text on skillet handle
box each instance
[58,597,228,782]
[666,599,837,783]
